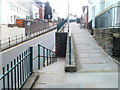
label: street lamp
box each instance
[68,0,71,65]
[68,0,70,32]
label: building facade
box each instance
[80,6,88,28]
[35,1,44,19]
[0,0,39,25]
[88,0,120,29]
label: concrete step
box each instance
[22,73,38,89]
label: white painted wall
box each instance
[0,0,40,24]
[88,0,120,28]
[0,0,9,24]
[0,26,25,40]
[8,1,30,24]
[30,2,39,19]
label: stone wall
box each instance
[24,20,49,36]
[94,28,120,59]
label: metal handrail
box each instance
[0,44,57,89]
[95,5,120,29]
[0,52,30,79]
[0,47,32,89]
[57,20,67,32]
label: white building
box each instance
[0,0,39,25]
[88,0,120,28]
[0,0,39,41]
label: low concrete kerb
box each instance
[65,35,77,72]
[22,72,38,89]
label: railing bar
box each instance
[38,45,40,69]
[17,57,19,88]
[43,47,45,67]
[0,53,30,79]
[26,50,29,77]
[27,50,30,77]
[33,56,38,61]
[49,51,51,64]
[22,53,24,82]
[28,49,31,73]
[2,67,5,90]
[14,59,16,89]
[7,64,10,90]
[11,61,13,90]
[24,51,27,81]
[29,47,33,73]
[47,49,49,66]
[19,55,22,85]
[38,44,55,53]
[24,51,27,79]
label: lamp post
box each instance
[68,0,70,32]
[68,0,71,65]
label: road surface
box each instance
[0,29,56,72]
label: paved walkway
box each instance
[71,23,118,72]
[32,23,119,88]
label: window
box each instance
[11,16,13,22]
[10,3,12,10]
[13,6,15,11]
[17,8,19,13]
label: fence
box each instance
[0,26,56,51]
[95,5,120,29]
[0,44,57,89]
[57,20,67,31]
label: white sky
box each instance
[40,0,88,18]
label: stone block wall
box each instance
[94,28,120,58]
[24,20,49,36]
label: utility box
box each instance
[55,32,68,57]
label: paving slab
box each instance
[71,23,118,72]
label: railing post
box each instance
[21,34,23,42]
[38,45,40,69]
[69,36,71,65]
[47,49,49,66]
[8,37,10,46]
[43,47,45,67]
[49,51,51,64]
[29,47,33,74]
[11,61,13,89]
[16,35,17,44]
[2,67,5,90]
[7,64,10,89]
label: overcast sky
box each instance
[40,0,88,18]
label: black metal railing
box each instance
[0,44,57,89]
[37,44,57,69]
[0,26,56,51]
[0,47,33,89]
[95,6,120,29]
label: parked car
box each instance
[76,18,80,23]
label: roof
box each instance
[82,6,88,13]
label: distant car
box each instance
[76,18,80,23]
[70,19,76,23]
